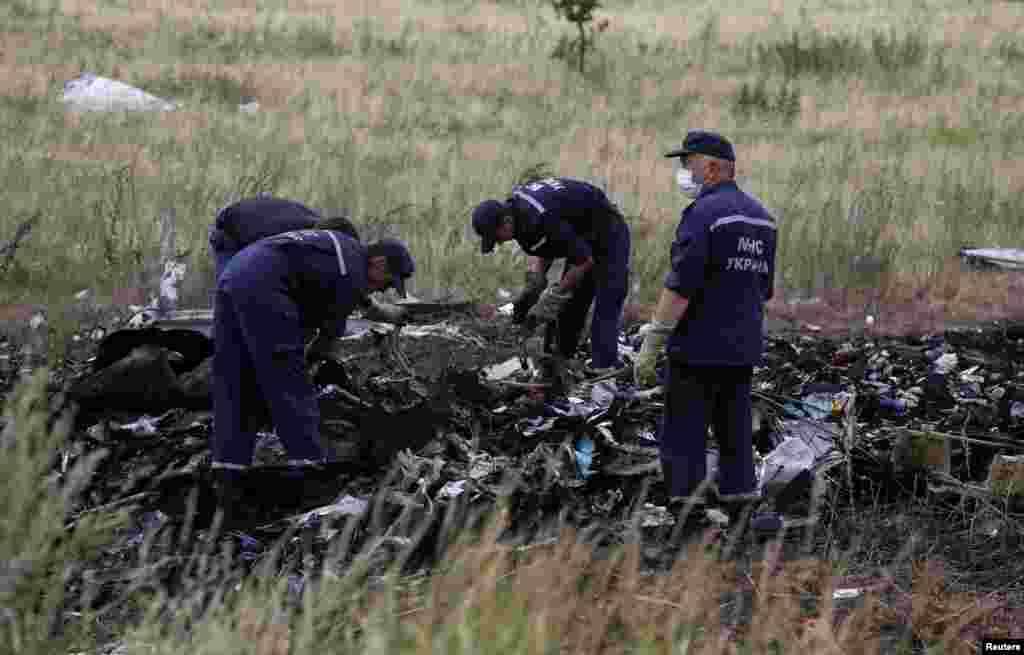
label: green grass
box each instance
[0,0,1022,312]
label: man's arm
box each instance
[545,220,594,292]
[559,256,594,292]
[526,256,551,276]
[652,287,690,324]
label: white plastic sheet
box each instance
[61,73,177,112]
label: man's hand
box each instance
[527,283,572,325]
[634,320,674,387]
[512,271,547,324]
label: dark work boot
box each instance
[212,468,248,533]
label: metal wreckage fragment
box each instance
[27,299,1024,587]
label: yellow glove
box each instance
[634,320,674,387]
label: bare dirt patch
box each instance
[431,63,562,98]
[151,111,211,145]
[61,0,261,44]
[942,4,1024,48]
[801,90,970,130]
[0,32,33,56]
[0,63,80,97]
[412,3,531,35]
[134,62,377,116]
[991,159,1024,194]
[47,143,161,177]
[77,13,159,49]
[560,126,663,163]
[717,13,775,47]
[461,139,502,162]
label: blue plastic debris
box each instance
[574,438,595,479]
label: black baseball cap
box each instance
[373,238,415,298]
[664,129,736,162]
[472,199,507,254]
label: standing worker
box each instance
[211,228,415,526]
[634,130,777,520]
[472,177,631,374]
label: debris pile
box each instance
[5,303,1024,609]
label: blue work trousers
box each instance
[546,219,630,369]
[211,248,327,468]
[658,361,756,498]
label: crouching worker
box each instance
[211,228,415,527]
[208,195,405,326]
[209,195,360,282]
[472,177,631,375]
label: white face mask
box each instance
[675,166,702,198]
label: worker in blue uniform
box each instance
[471,177,631,373]
[633,130,777,520]
[208,195,404,326]
[211,229,415,527]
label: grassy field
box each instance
[2,1,1024,653]
[1,0,1023,319]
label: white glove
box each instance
[634,320,674,387]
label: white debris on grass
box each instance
[61,73,177,112]
[297,495,369,523]
[484,358,523,381]
[438,480,467,498]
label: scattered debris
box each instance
[0,213,40,277]
[7,298,1024,629]
[61,73,177,112]
[960,247,1024,271]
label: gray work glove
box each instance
[634,320,674,387]
[527,283,572,325]
[512,271,547,324]
[363,297,408,324]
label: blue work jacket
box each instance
[664,181,777,367]
[212,197,320,252]
[509,177,625,265]
[223,229,369,338]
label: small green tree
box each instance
[550,0,606,74]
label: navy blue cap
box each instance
[472,199,507,254]
[664,130,736,162]
[373,238,415,298]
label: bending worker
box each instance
[212,228,415,524]
[472,177,631,373]
[209,194,403,324]
[634,130,777,514]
